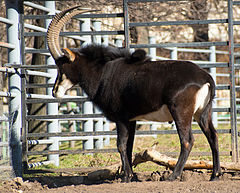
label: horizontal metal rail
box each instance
[6,64,57,69]
[216,85,230,90]
[0,42,15,49]
[23,1,53,12]
[213,107,230,112]
[234,43,240,48]
[0,16,14,25]
[127,0,185,2]
[26,97,88,104]
[164,47,240,56]
[26,93,85,100]
[0,91,17,98]
[28,136,111,145]
[0,66,51,78]
[28,139,54,145]
[26,83,54,89]
[27,149,231,157]
[233,1,240,5]
[28,161,55,168]
[188,62,228,68]
[131,41,228,48]
[26,129,231,139]
[0,142,8,147]
[24,30,125,37]
[26,113,104,121]
[24,13,124,20]
[25,108,229,121]
[130,19,228,27]
[26,84,230,91]
[27,148,118,156]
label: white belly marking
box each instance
[130,104,173,122]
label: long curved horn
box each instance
[47,6,97,60]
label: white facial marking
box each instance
[55,74,74,98]
[130,104,173,122]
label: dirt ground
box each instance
[1,170,240,193]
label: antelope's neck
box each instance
[76,58,104,100]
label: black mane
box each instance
[77,44,149,65]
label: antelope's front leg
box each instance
[116,122,134,182]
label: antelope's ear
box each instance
[63,48,76,62]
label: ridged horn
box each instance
[47,6,98,60]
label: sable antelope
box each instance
[47,6,221,182]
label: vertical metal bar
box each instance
[81,16,94,151]
[103,118,110,146]
[228,0,238,162]
[80,14,91,46]
[6,0,23,177]
[92,20,103,149]
[94,116,103,149]
[102,35,109,46]
[123,0,129,48]
[19,9,28,173]
[169,46,178,130]
[170,47,178,60]
[148,36,157,138]
[92,20,101,44]
[45,1,59,167]
[148,36,156,61]
[101,35,110,146]
[210,46,218,128]
[83,101,94,150]
[115,38,123,47]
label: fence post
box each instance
[170,47,178,130]
[6,0,23,177]
[92,20,104,149]
[102,35,109,46]
[228,0,238,162]
[148,36,156,61]
[148,36,157,137]
[45,1,59,167]
[92,20,101,44]
[115,38,123,47]
[101,35,110,146]
[80,14,91,46]
[170,47,178,60]
[81,15,94,151]
[210,46,218,128]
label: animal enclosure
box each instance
[0,0,240,178]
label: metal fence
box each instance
[1,0,240,177]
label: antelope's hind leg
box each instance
[168,109,194,181]
[195,113,222,181]
[167,86,197,181]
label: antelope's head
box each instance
[46,6,97,98]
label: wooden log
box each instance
[88,163,121,181]
[132,148,240,171]
[87,148,240,181]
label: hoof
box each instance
[210,172,222,181]
[167,174,179,181]
[121,175,133,183]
